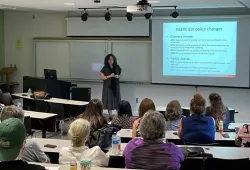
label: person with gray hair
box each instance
[59,119,109,166]
[0,105,50,163]
[123,110,184,170]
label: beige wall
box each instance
[4,10,66,87]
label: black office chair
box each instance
[71,87,91,102]
[229,109,235,123]
[185,142,220,146]
[180,158,204,170]
[24,116,35,137]
[34,100,48,112]
[0,92,14,106]
[182,109,190,117]
[48,103,64,135]
[203,157,250,170]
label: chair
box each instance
[34,100,48,112]
[0,92,14,105]
[229,110,235,123]
[48,103,65,135]
[24,116,35,137]
[185,142,220,146]
[71,87,91,102]
[182,109,190,117]
[203,157,250,170]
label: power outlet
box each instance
[136,98,139,103]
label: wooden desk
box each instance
[34,138,71,153]
[118,129,236,146]
[12,93,89,106]
[24,110,57,138]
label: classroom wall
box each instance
[4,10,66,85]
[4,10,250,122]
[0,10,4,71]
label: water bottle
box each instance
[28,88,32,94]
[117,133,121,152]
[70,160,77,170]
[17,103,22,109]
[219,121,223,134]
[112,132,119,155]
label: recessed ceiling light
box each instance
[64,2,75,6]
[148,0,160,3]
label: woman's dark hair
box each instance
[208,93,226,127]
[118,100,132,116]
[138,98,156,118]
[190,93,206,115]
[78,98,107,129]
[165,100,182,121]
[104,54,117,67]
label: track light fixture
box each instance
[170,6,179,18]
[104,8,111,21]
[126,12,133,21]
[144,13,152,19]
[81,9,88,22]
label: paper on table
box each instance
[45,167,60,170]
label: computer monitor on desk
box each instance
[44,69,57,80]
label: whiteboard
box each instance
[35,41,70,78]
[70,41,106,79]
[111,41,151,82]
[35,39,152,82]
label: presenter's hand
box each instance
[109,73,115,78]
[115,75,120,78]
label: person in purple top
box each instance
[123,110,184,170]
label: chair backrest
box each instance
[71,87,91,102]
[0,92,13,106]
[229,110,235,123]
[182,109,190,117]
[204,157,250,170]
[24,116,33,137]
[35,100,48,112]
[48,103,64,120]
[185,142,220,146]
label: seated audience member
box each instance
[235,124,250,147]
[178,94,215,144]
[205,93,230,130]
[0,106,50,163]
[0,118,46,170]
[132,98,156,138]
[165,100,182,131]
[124,111,184,170]
[78,99,107,129]
[59,119,109,166]
[112,100,136,129]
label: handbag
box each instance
[86,124,121,149]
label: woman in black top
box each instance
[100,54,122,117]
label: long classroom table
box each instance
[118,129,236,146]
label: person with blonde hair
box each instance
[59,119,109,166]
[178,94,215,144]
[165,100,182,131]
[0,105,50,163]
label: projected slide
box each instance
[163,22,237,77]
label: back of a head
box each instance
[79,98,105,128]
[139,110,166,140]
[0,118,27,161]
[208,93,226,124]
[68,119,90,147]
[118,100,132,116]
[0,105,24,122]
[138,98,156,118]
[190,93,206,115]
[165,100,182,121]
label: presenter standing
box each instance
[100,54,122,117]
